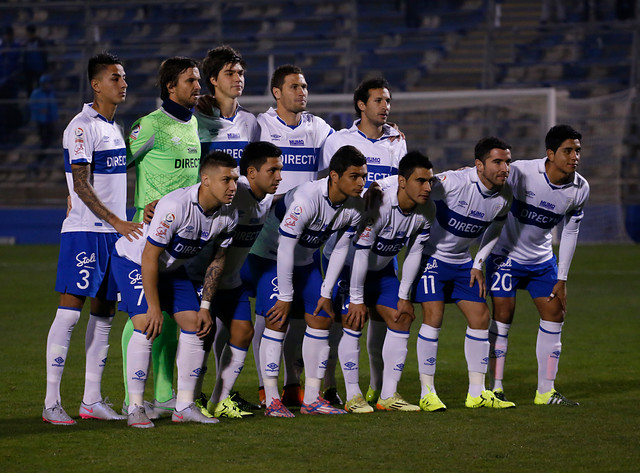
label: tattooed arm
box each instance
[71,163,142,241]
[196,247,227,338]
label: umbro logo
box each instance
[266,362,279,372]
[394,363,405,371]
[343,361,357,371]
[52,356,65,367]
[423,357,436,366]
[133,370,146,380]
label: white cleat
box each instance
[172,403,220,424]
[79,399,126,420]
[43,402,76,425]
[127,405,154,428]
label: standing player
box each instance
[196,45,260,161]
[344,152,434,412]
[111,151,238,428]
[413,137,516,410]
[253,64,334,406]
[249,145,366,417]
[43,52,143,425]
[183,142,283,418]
[121,56,202,418]
[319,77,407,404]
[487,125,589,406]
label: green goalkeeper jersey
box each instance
[127,107,201,222]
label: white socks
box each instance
[260,328,285,403]
[537,320,563,394]
[339,328,362,400]
[45,307,81,408]
[302,327,330,404]
[489,320,510,391]
[367,319,386,391]
[417,324,440,397]
[175,331,205,411]
[83,313,113,405]
[210,344,248,404]
[380,329,409,400]
[127,330,153,413]
[465,327,489,397]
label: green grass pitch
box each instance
[1,244,638,472]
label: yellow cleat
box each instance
[465,390,515,409]
[419,392,447,412]
[344,394,374,413]
[376,392,421,411]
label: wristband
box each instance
[200,300,211,310]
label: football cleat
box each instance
[535,389,579,406]
[195,394,214,418]
[376,393,421,412]
[230,390,261,411]
[210,396,254,419]
[145,395,176,420]
[344,394,374,414]
[365,386,381,405]
[264,398,295,418]
[419,392,447,412]
[127,405,154,428]
[281,383,304,407]
[465,390,516,409]
[43,402,76,425]
[492,389,513,404]
[323,386,343,405]
[79,398,126,420]
[172,403,219,424]
[301,396,347,415]
[258,386,266,409]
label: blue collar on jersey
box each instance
[354,120,391,143]
[324,179,344,209]
[276,114,300,129]
[162,99,193,122]
[86,103,114,124]
[543,171,576,190]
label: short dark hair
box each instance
[398,151,433,180]
[545,124,582,153]
[202,45,246,94]
[239,141,282,176]
[88,52,122,82]
[353,77,391,117]
[200,150,237,175]
[329,145,367,176]
[270,64,304,99]
[158,56,199,100]
[474,137,511,163]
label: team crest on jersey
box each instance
[438,175,446,182]
[163,213,175,224]
[202,231,210,239]
[130,124,141,141]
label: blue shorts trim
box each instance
[487,254,558,299]
[55,232,119,300]
[111,253,199,318]
[413,256,485,304]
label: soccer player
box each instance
[183,142,283,418]
[413,137,516,410]
[487,124,589,406]
[249,145,366,417]
[43,52,143,425]
[196,45,260,160]
[121,56,202,419]
[319,77,407,404]
[344,151,434,413]
[253,64,334,406]
[111,151,238,428]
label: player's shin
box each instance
[175,330,205,411]
[283,318,306,386]
[417,324,440,397]
[339,328,362,400]
[260,327,285,402]
[380,329,410,399]
[536,320,563,394]
[302,327,330,404]
[45,307,81,408]
[127,330,153,413]
[367,319,387,392]
[489,320,510,391]
[83,313,114,405]
[212,343,248,403]
[464,327,490,397]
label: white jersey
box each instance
[350,179,434,303]
[425,167,512,264]
[196,104,260,162]
[61,103,127,233]
[319,120,406,186]
[493,158,590,266]
[257,107,333,193]
[115,184,237,272]
[185,176,273,289]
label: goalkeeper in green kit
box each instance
[121,57,202,417]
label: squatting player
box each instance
[111,151,238,428]
[249,145,366,417]
[343,151,435,413]
[121,57,202,419]
[487,124,589,406]
[43,52,142,425]
[413,137,516,410]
